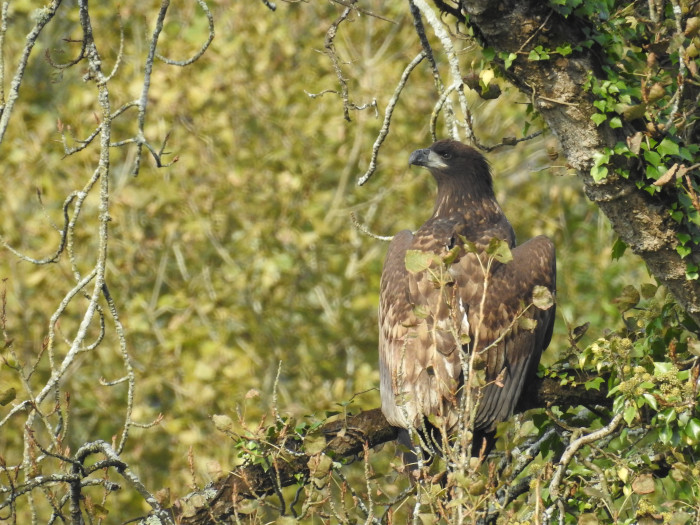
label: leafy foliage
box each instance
[544,285,700,522]
[551,0,700,276]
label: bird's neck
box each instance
[431,178,500,220]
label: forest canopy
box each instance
[0,0,699,523]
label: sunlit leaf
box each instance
[486,237,512,264]
[518,317,537,330]
[405,250,434,273]
[532,285,554,310]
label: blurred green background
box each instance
[0,0,651,517]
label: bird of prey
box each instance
[378,139,556,463]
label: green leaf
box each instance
[591,151,610,181]
[482,47,496,61]
[623,403,638,425]
[518,317,538,330]
[405,250,434,273]
[0,387,16,406]
[591,112,608,126]
[642,393,658,411]
[584,376,604,391]
[611,237,627,260]
[459,235,478,254]
[442,245,461,265]
[609,116,623,128]
[502,52,517,69]
[640,283,657,299]
[644,149,661,166]
[653,362,673,375]
[659,424,673,444]
[684,418,700,443]
[486,237,513,264]
[532,285,554,310]
[657,138,680,157]
[593,99,608,112]
[591,164,608,181]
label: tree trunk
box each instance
[461,0,700,325]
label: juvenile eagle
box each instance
[379,139,556,461]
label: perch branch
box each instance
[158,374,610,524]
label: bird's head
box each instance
[408,139,492,192]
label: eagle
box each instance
[378,139,556,463]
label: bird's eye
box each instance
[441,153,452,160]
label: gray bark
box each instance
[461,0,700,325]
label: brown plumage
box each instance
[378,139,556,461]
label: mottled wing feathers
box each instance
[470,235,556,430]
[379,223,556,434]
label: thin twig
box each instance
[357,51,425,186]
[0,0,63,146]
[546,412,624,523]
[325,1,356,122]
[350,212,394,241]
[411,0,472,142]
[132,0,170,175]
[156,0,214,66]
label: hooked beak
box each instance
[408,148,448,170]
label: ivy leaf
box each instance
[609,116,623,128]
[641,393,658,411]
[657,138,680,157]
[591,113,608,126]
[591,151,610,181]
[611,237,627,260]
[584,376,604,391]
[405,250,434,273]
[623,403,638,425]
[677,245,691,258]
[502,52,517,69]
[685,418,700,443]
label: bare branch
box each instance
[357,51,425,186]
[132,0,170,176]
[156,0,214,67]
[411,0,472,142]
[545,412,624,524]
[0,0,63,146]
[350,211,394,241]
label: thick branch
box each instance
[160,375,609,524]
[460,0,700,326]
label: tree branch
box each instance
[158,375,609,524]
